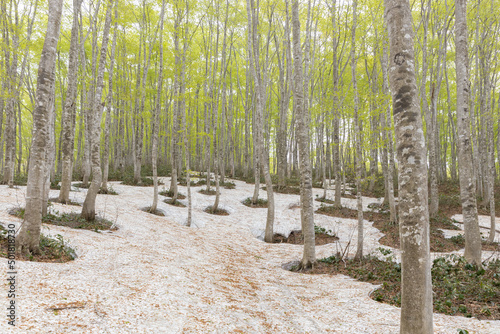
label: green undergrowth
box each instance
[242,197,268,208]
[0,225,75,262]
[159,189,186,199]
[311,252,500,320]
[9,207,116,232]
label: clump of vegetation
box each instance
[272,185,301,195]
[0,226,75,263]
[98,185,119,195]
[159,189,186,199]
[311,252,500,320]
[199,188,217,196]
[273,225,338,245]
[121,175,155,187]
[163,199,186,207]
[204,206,229,215]
[9,207,116,232]
[49,197,81,206]
[73,182,90,189]
[222,181,236,189]
[315,196,336,204]
[140,206,165,216]
[242,197,268,208]
[50,175,61,190]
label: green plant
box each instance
[314,225,335,236]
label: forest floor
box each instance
[0,178,499,333]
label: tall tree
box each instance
[351,0,364,261]
[455,0,482,266]
[81,0,113,221]
[384,0,433,332]
[291,0,315,269]
[58,0,82,204]
[17,0,64,254]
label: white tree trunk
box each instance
[384,0,433,332]
[17,0,63,254]
[81,0,113,221]
[291,0,315,269]
[455,0,482,265]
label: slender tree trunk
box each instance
[455,0,482,265]
[351,0,364,261]
[59,0,82,203]
[151,0,166,213]
[381,37,397,223]
[384,0,433,332]
[17,0,63,254]
[291,0,315,269]
[102,4,118,192]
[81,0,113,221]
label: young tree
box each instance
[17,0,64,254]
[384,0,433,332]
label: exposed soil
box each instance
[315,197,336,204]
[437,181,500,217]
[204,206,229,215]
[273,230,338,246]
[271,185,301,195]
[307,255,500,320]
[316,205,498,252]
[316,205,360,219]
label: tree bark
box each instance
[151,0,166,213]
[384,0,433,332]
[455,0,482,265]
[81,0,113,221]
[17,0,63,254]
[58,0,82,203]
[291,0,315,269]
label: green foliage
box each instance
[242,197,268,208]
[39,234,76,260]
[314,225,335,237]
[315,254,500,319]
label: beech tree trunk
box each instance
[81,0,113,221]
[381,38,397,224]
[151,0,166,213]
[101,4,118,192]
[455,0,482,265]
[17,0,63,254]
[58,0,82,203]
[384,0,433,332]
[351,0,364,261]
[291,0,315,269]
